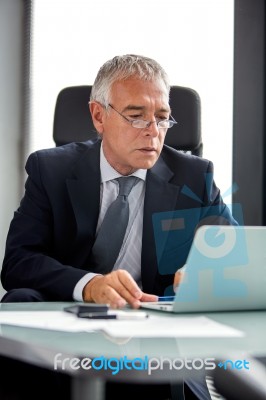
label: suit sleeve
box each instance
[1,152,88,300]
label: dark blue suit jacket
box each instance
[1,139,236,299]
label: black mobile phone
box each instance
[77,312,116,319]
[64,304,109,315]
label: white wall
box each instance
[0,0,24,298]
[31,0,234,204]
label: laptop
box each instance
[141,225,266,313]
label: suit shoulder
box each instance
[31,140,97,161]
[161,144,212,171]
[26,140,100,172]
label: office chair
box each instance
[53,85,203,156]
[211,355,266,400]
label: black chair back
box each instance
[53,85,202,156]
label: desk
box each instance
[1,302,266,400]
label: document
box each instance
[0,310,244,338]
[101,315,244,338]
[0,311,104,332]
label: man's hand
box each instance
[173,267,186,292]
[83,270,158,309]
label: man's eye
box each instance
[156,116,168,121]
[128,114,142,119]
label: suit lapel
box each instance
[141,155,180,293]
[66,141,101,259]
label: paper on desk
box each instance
[0,311,105,332]
[101,315,244,338]
[0,311,244,338]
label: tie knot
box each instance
[117,176,138,197]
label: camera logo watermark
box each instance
[54,354,250,375]
[152,177,248,299]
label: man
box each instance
[1,54,236,399]
[1,54,235,305]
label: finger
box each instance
[114,271,144,308]
[101,286,128,309]
[174,266,186,292]
[128,293,158,309]
[174,271,183,286]
[84,275,127,308]
[140,293,158,302]
[103,271,154,309]
[90,271,142,309]
[115,270,143,298]
[95,284,128,309]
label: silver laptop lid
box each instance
[172,225,266,312]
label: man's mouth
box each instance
[138,147,157,153]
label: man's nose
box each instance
[144,120,160,136]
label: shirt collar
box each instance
[100,143,147,183]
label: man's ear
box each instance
[89,101,105,134]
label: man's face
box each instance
[90,77,170,175]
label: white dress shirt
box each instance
[73,144,146,301]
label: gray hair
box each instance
[90,54,170,107]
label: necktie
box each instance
[91,176,138,274]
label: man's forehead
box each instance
[121,104,170,113]
[110,79,170,110]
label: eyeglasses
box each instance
[108,104,177,129]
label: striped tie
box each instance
[91,176,138,274]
